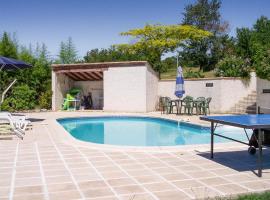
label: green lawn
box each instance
[160,67,216,79]
[224,191,270,200]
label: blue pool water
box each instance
[57,116,252,146]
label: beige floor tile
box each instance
[16,161,39,167]
[65,158,86,164]
[47,182,76,192]
[200,163,225,170]
[113,185,145,195]
[96,166,121,173]
[16,170,41,178]
[166,160,190,167]
[14,185,43,195]
[86,156,110,162]
[0,187,9,197]
[107,178,136,187]
[154,190,190,200]
[143,182,176,192]
[0,178,11,187]
[119,193,155,200]
[43,169,69,177]
[91,161,114,167]
[187,170,216,179]
[199,176,230,186]
[126,169,154,177]
[136,158,160,164]
[0,162,14,168]
[45,175,72,185]
[177,165,202,172]
[240,181,270,190]
[106,153,129,159]
[86,196,117,200]
[15,177,42,187]
[69,167,97,175]
[162,173,190,181]
[41,164,65,171]
[134,175,163,184]
[183,186,222,199]
[0,172,12,180]
[214,183,249,195]
[210,168,239,176]
[73,173,101,181]
[102,171,128,179]
[120,164,146,171]
[144,162,167,169]
[173,179,203,189]
[49,190,81,200]
[42,160,63,166]
[0,167,12,174]
[151,167,178,175]
[224,174,256,182]
[82,187,115,198]
[115,159,137,166]
[78,180,107,189]
[13,193,44,200]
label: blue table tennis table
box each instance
[200,114,270,177]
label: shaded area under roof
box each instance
[52,61,148,81]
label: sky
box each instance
[1,0,270,59]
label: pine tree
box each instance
[0,32,18,58]
[58,37,77,64]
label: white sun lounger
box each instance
[0,116,24,139]
[0,112,30,133]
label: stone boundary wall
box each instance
[158,72,256,113]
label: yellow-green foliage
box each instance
[116,24,211,72]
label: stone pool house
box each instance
[52,61,269,114]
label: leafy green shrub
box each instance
[0,99,15,112]
[184,69,205,78]
[216,55,251,78]
[254,49,270,80]
[1,84,36,111]
[39,90,52,110]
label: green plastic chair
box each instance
[181,96,194,115]
[201,97,212,115]
[159,97,170,114]
[193,97,206,115]
[159,97,177,114]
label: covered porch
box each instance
[51,61,158,112]
[52,63,106,111]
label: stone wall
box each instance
[158,72,256,113]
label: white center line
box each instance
[9,142,19,200]
[35,142,50,200]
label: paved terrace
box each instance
[1,111,270,200]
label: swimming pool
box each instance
[57,116,252,146]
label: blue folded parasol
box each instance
[175,66,185,98]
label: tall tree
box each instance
[0,32,18,58]
[236,16,270,64]
[236,28,253,60]
[180,0,230,71]
[58,37,78,64]
[116,24,211,74]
